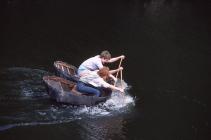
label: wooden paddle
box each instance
[114,58,123,86]
[120,69,123,88]
[116,58,125,100]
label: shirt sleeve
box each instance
[96,58,103,69]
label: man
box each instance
[77,67,124,97]
[77,50,125,80]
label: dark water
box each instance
[1,0,211,139]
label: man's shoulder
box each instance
[91,55,101,61]
[93,55,100,58]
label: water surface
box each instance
[1,0,211,140]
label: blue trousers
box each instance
[77,82,101,97]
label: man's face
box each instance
[102,58,109,64]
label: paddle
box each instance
[114,57,123,88]
[120,69,123,88]
[115,58,125,104]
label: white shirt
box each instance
[79,71,110,88]
[78,55,103,75]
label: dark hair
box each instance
[100,50,111,60]
[97,67,110,78]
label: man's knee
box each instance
[95,90,101,97]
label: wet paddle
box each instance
[120,69,123,88]
[114,58,123,88]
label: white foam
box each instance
[75,80,135,116]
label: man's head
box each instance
[100,50,111,63]
[97,67,110,80]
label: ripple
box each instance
[0,67,135,131]
[0,119,75,131]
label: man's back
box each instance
[78,55,103,75]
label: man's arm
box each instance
[108,55,125,63]
[109,74,117,82]
[109,67,123,75]
[108,84,124,93]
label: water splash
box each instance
[75,80,135,116]
[0,67,135,131]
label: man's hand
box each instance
[118,67,123,71]
[120,55,125,60]
[119,88,124,93]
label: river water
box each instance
[1,0,211,140]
